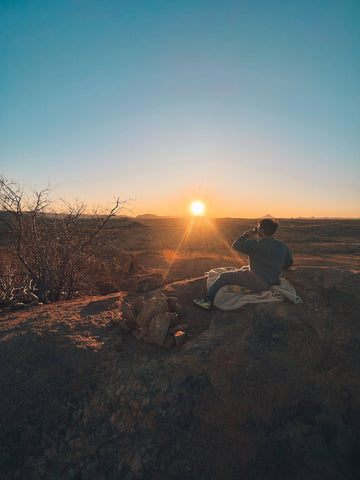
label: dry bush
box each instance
[0,250,24,305]
[0,175,129,304]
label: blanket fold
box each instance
[206,266,302,312]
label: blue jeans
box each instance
[207,269,267,302]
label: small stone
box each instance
[121,302,136,321]
[166,296,178,312]
[120,303,137,329]
[149,312,172,345]
[132,327,155,344]
[174,330,186,347]
[136,273,165,292]
[168,324,188,335]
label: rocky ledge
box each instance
[1,267,360,480]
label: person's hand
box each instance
[246,228,256,237]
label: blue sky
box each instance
[1,0,359,217]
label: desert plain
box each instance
[115,216,360,280]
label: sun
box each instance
[190,201,205,216]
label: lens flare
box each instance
[163,216,243,281]
[190,201,205,215]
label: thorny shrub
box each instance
[0,176,130,306]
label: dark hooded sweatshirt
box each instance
[232,233,293,288]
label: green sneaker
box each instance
[193,297,212,310]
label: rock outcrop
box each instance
[0,267,359,479]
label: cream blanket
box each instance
[206,267,302,311]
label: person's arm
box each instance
[232,230,259,254]
[283,248,294,269]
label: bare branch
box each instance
[80,197,129,250]
[1,175,131,304]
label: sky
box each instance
[1,0,359,218]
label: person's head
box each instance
[258,218,279,237]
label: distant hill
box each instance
[135,214,183,219]
[127,220,147,229]
[135,214,160,219]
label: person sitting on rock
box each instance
[193,218,293,310]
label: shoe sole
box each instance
[193,299,211,310]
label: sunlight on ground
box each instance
[164,216,240,279]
